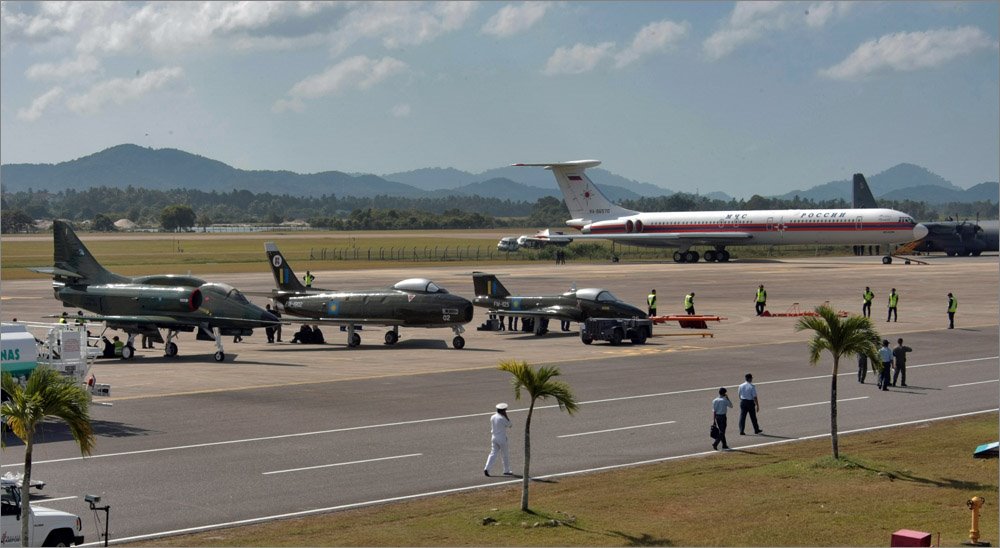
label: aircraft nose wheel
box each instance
[165,342,178,357]
[384,331,399,345]
[214,351,225,362]
[452,336,465,349]
[121,345,135,360]
[349,333,361,347]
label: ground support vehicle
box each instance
[580,317,652,346]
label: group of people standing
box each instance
[860,338,913,389]
[645,288,696,317]
[710,373,763,451]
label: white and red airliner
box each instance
[514,160,926,264]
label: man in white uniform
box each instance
[484,402,513,476]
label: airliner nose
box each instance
[912,223,929,241]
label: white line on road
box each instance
[11,356,996,468]
[948,379,999,388]
[558,421,676,438]
[778,396,868,410]
[263,453,422,475]
[32,496,77,503]
[90,408,998,547]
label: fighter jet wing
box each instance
[65,314,279,330]
[488,306,578,322]
[280,317,405,327]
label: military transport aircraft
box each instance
[514,160,922,264]
[263,243,474,349]
[30,220,278,362]
[471,272,646,335]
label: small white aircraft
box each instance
[497,229,572,251]
[514,160,925,264]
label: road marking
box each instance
[778,396,868,410]
[89,409,999,547]
[263,453,421,475]
[948,379,999,388]
[31,496,77,503]
[11,356,997,468]
[558,421,676,438]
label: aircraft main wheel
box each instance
[165,342,178,357]
[673,251,684,263]
[384,331,398,345]
[581,334,593,345]
[946,251,956,257]
[609,328,623,346]
[704,250,717,262]
[214,351,225,362]
[720,250,730,262]
[349,333,361,347]
[683,251,698,263]
[882,256,892,265]
[121,345,134,360]
[972,251,982,256]
[452,336,465,349]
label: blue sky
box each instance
[1,1,997,197]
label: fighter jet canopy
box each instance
[201,282,251,304]
[393,278,449,294]
[574,288,620,302]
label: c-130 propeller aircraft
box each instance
[30,220,279,362]
[263,243,474,349]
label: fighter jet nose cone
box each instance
[262,311,279,323]
[913,223,929,241]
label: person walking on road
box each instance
[684,292,696,315]
[877,339,893,391]
[738,373,762,435]
[712,387,733,451]
[891,338,912,387]
[484,403,513,477]
[862,287,874,318]
[857,352,870,383]
[647,289,657,317]
[755,285,767,316]
[886,288,899,322]
[947,292,958,329]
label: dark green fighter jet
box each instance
[30,220,279,362]
[264,243,474,349]
[472,272,646,334]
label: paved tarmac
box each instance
[1,255,997,544]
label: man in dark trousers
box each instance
[877,339,893,391]
[647,289,657,317]
[755,284,767,316]
[684,292,696,315]
[712,387,733,451]
[887,288,899,322]
[861,287,874,318]
[857,352,870,383]
[738,373,762,435]
[891,338,912,387]
[947,292,958,329]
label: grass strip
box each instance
[139,413,997,546]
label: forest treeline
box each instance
[1,186,995,233]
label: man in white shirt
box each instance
[738,373,763,435]
[484,402,513,477]
[712,387,733,450]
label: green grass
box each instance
[139,413,998,546]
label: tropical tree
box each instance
[795,306,879,459]
[160,204,196,231]
[2,369,95,546]
[498,359,578,511]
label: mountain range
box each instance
[1,144,996,205]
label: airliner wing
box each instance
[568,232,754,245]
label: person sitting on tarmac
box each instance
[101,336,116,358]
[112,336,124,356]
[311,326,325,344]
[291,324,313,344]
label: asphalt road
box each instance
[1,255,997,544]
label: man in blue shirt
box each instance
[738,373,763,435]
[877,339,893,391]
[712,387,733,450]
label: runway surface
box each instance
[1,255,997,544]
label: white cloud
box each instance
[66,66,184,114]
[704,1,851,60]
[16,87,64,121]
[276,56,407,111]
[615,20,689,68]
[543,42,615,75]
[390,103,412,118]
[331,2,475,53]
[26,55,99,81]
[481,2,549,38]
[820,26,998,80]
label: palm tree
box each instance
[498,359,578,511]
[2,369,95,547]
[795,305,879,459]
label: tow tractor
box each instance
[580,317,653,345]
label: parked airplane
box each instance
[471,272,646,337]
[30,220,278,362]
[264,243,474,349]
[497,229,573,252]
[513,160,923,264]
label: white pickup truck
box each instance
[1,476,84,547]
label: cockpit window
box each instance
[393,278,448,293]
[203,283,250,304]
[597,290,619,302]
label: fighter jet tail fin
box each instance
[514,160,638,223]
[472,272,510,299]
[853,173,878,209]
[45,219,128,285]
[264,242,308,293]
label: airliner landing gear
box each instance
[703,247,730,262]
[882,256,892,265]
[452,325,466,349]
[673,249,706,263]
[384,327,399,345]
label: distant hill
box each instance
[1,145,994,206]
